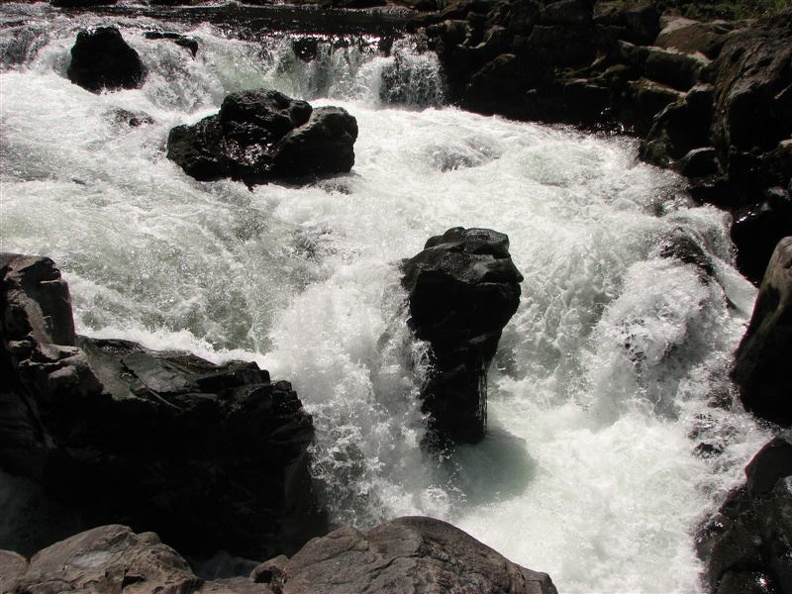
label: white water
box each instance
[0,4,771,591]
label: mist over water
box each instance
[0,4,771,591]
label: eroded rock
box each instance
[0,254,324,560]
[254,516,557,594]
[401,228,523,445]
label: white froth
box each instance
[0,8,770,592]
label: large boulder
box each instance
[0,254,324,560]
[401,228,523,445]
[252,516,558,594]
[167,89,357,186]
[731,237,792,426]
[4,518,557,594]
[698,436,792,594]
[67,27,146,93]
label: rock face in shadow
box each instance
[401,228,523,445]
[67,26,146,92]
[251,516,557,594]
[698,436,792,594]
[0,254,324,560]
[732,237,792,426]
[167,88,358,186]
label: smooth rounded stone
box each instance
[67,27,145,93]
[253,517,557,594]
[732,236,792,424]
[655,17,732,59]
[401,227,523,445]
[144,31,199,57]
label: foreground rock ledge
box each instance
[3,518,557,594]
[0,253,323,559]
[401,227,523,445]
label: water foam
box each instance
[0,8,770,591]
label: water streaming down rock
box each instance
[0,4,774,592]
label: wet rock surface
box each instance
[0,254,324,560]
[699,435,792,594]
[401,228,523,445]
[167,88,357,185]
[732,237,792,426]
[67,26,145,92]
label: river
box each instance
[0,3,771,591]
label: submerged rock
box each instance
[0,254,324,560]
[167,88,357,186]
[67,26,145,93]
[732,237,792,426]
[401,228,523,445]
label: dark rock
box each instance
[67,27,146,93]
[643,46,707,92]
[107,107,155,128]
[731,194,792,285]
[270,106,358,179]
[292,36,320,62]
[710,12,792,171]
[654,17,731,59]
[594,4,660,45]
[659,226,716,279]
[401,228,523,445]
[167,89,355,186]
[731,237,792,424]
[258,516,557,594]
[623,78,685,135]
[699,436,792,594]
[52,0,117,6]
[0,254,325,560]
[675,146,721,178]
[640,84,714,168]
[144,31,199,57]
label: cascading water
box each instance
[0,3,772,591]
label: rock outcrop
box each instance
[0,254,324,560]
[167,89,358,186]
[253,516,557,594]
[698,436,792,594]
[732,237,792,426]
[401,228,523,445]
[67,26,146,93]
[3,518,556,594]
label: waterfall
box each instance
[0,3,770,591]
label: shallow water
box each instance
[0,4,770,591]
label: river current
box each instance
[0,3,772,592]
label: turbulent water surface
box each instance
[0,3,771,592]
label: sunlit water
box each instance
[0,4,770,591]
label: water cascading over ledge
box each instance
[0,4,778,592]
